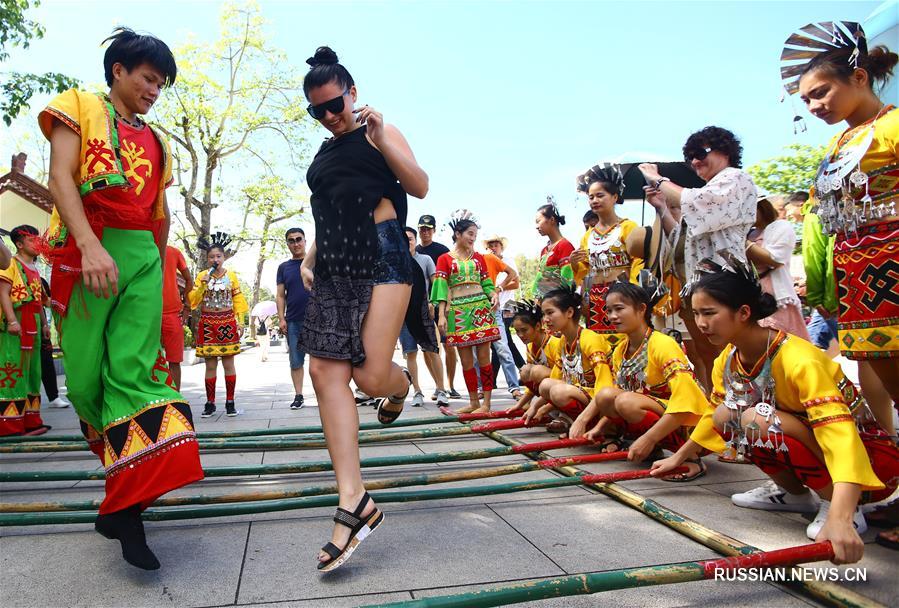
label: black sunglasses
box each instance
[307,89,349,120]
[686,146,713,162]
[287,237,305,244]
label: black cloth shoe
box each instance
[225,401,237,417]
[94,504,160,570]
[290,395,305,410]
[448,388,462,399]
[201,402,216,418]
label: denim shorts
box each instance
[372,219,414,285]
[287,319,307,369]
[807,310,838,350]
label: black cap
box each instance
[417,214,436,229]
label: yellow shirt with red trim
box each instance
[0,260,41,324]
[611,331,707,423]
[550,328,613,397]
[572,219,643,285]
[690,333,883,490]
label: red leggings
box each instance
[749,434,899,504]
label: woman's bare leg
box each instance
[353,283,412,410]
[311,356,375,562]
[862,359,898,436]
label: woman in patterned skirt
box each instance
[431,216,499,414]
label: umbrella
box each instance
[251,300,277,319]
[619,162,706,200]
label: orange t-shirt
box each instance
[162,246,188,314]
[483,253,507,283]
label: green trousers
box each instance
[58,227,203,513]
[0,311,41,435]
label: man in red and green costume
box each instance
[0,226,49,436]
[39,27,202,570]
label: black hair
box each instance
[10,225,38,246]
[756,197,779,226]
[405,226,418,239]
[583,165,625,204]
[285,227,305,239]
[582,210,598,225]
[103,27,177,87]
[606,281,653,325]
[692,270,777,322]
[450,219,477,242]
[303,46,355,98]
[683,126,743,168]
[510,300,543,328]
[787,191,809,205]
[801,44,897,91]
[537,203,566,226]
[542,287,582,322]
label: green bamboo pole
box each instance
[0,436,589,483]
[363,542,837,608]
[0,445,517,483]
[0,414,462,444]
[0,425,476,453]
[483,429,884,608]
[0,467,664,526]
[0,452,630,512]
[0,419,530,454]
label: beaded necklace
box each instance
[615,328,653,392]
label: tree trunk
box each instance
[251,216,274,309]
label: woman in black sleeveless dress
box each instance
[299,47,429,571]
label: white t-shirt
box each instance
[496,257,517,310]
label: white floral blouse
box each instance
[678,166,757,281]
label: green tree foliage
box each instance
[746,143,827,195]
[514,254,541,299]
[0,0,80,125]
[151,0,311,267]
[236,175,305,308]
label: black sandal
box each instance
[662,458,707,483]
[317,491,384,572]
[376,369,412,425]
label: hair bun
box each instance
[865,45,898,82]
[307,46,339,68]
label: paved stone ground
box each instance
[0,342,894,608]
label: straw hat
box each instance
[482,234,509,249]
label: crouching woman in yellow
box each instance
[189,232,248,418]
[523,287,613,436]
[651,262,899,564]
[569,273,709,479]
[509,299,560,414]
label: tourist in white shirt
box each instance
[638,126,758,390]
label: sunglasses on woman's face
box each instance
[307,89,349,121]
[686,147,713,162]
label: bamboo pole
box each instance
[0,414,464,444]
[363,542,837,608]
[0,419,532,454]
[0,452,630,512]
[438,406,521,421]
[0,466,671,526]
[0,436,592,483]
[483,429,885,608]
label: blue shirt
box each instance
[276,258,310,323]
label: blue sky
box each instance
[2,0,890,286]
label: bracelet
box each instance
[654,177,671,189]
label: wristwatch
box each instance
[654,177,671,189]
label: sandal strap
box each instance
[333,507,362,529]
[353,491,372,516]
[320,542,342,560]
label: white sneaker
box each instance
[806,500,867,540]
[48,397,71,408]
[411,391,424,407]
[731,481,819,513]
